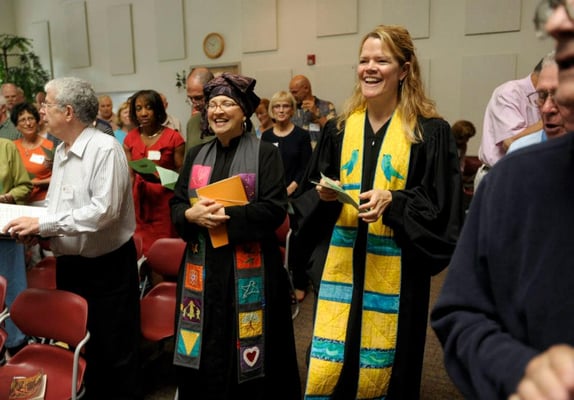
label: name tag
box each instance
[309,123,320,132]
[30,153,45,164]
[62,184,74,200]
[148,150,161,160]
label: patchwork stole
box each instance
[173,134,267,383]
[305,110,411,399]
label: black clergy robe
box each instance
[170,134,302,399]
[291,115,463,399]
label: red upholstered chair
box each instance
[0,288,90,400]
[275,214,299,319]
[26,256,57,290]
[0,275,7,355]
[140,238,186,343]
[0,275,7,319]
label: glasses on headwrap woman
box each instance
[206,100,240,112]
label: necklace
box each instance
[142,128,163,139]
[22,138,40,157]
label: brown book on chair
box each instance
[196,175,249,248]
[8,370,46,400]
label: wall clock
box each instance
[203,32,224,59]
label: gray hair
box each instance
[542,50,557,68]
[45,77,99,124]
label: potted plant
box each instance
[0,34,50,102]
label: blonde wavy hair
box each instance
[338,25,441,143]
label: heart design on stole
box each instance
[243,346,260,367]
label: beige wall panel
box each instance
[381,0,430,39]
[316,0,358,37]
[107,4,135,75]
[64,1,90,68]
[465,0,522,35]
[29,20,53,78]
[155,0,185,61]
[241,0,277,53]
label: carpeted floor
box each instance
[142,268,463,399]
[421,269,464,399]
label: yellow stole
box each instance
[305,110,411,399]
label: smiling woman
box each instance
[169,73,302,399]
[291,24,463,400]
[123,89,185,256]
[11,102,53,206]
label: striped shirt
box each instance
[39,127,135,257]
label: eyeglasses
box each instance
[527,90,557,107]
[40,102,59,109]
[206,101,239,112]
[17,117,36,124]
[186,95,205,106]
[534,0,574,37]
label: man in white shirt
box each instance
[4,77,142,399]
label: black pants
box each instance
[56,238,142,400]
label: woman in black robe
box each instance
[292,25,463,399]
[170,73,301,399]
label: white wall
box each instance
[3,0,555,155]
[0,0,14,33]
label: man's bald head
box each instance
[289,75,313,104]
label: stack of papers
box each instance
[0,204,47,237]
[311,173,359,209]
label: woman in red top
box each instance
[123,90,185,254]
[11,103,53,206]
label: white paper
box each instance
[311,173,360,210]
[0,203,47,235]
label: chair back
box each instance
[273,213,299,319]
[145,237,186,278]
[0,275,6,347]
[274,213,290,246]
[0,326,6,350]
[0,275,7,316]
[26,256,57,289]
[133,233,144,260]
[10,288,88,347]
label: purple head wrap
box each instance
[204,72,260,117]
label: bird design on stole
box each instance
[382,154,404,182]
[341,150,358,176]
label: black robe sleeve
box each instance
[169,139,288,244]
[290,117,463,279]
[384,117,464,275]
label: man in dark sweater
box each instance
[431,2,574,399]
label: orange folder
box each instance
[196,175,249,248]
